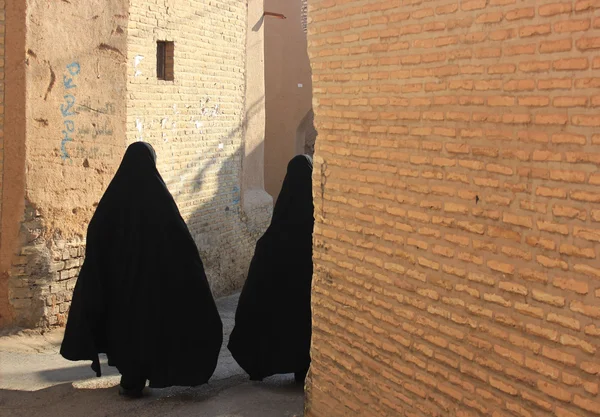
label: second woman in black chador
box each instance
[228,154,315,383]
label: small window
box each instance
[157,41,174,81]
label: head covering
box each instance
[228,154,314,380]
[61,142,223,388]
[269,154,313,228]
[303,154,313,168]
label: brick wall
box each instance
[2,0,270,328]
[0,0,4,225]
[3,0,128,328]
[0,0,5,322]
[307,1,600,416]
[302,0,309,33]
[10,203,84,326]
[127,0,268,298]
[304,109,317,156]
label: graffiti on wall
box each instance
[70,143,114,159]
[60,61,117,157]
[77,101,116,115]
[76,124,113,139]
[60,62,80,160]
[77,100,116,140]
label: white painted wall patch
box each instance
[134,55,144,77]
[134,55,144,67]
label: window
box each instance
[157,41,174,81]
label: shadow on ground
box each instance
[0,294,304,417]
[0,375,303,417]
[37,361,119,384]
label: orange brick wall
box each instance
[306,1,600,416]
[0,0,5,324]
[0,0,4,223]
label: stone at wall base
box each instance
[242,189,273,239]
[4,191,273,331]
[8,238,85,330]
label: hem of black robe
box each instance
[251,364,309,380]
[229,338,310,379]
[60,351,102,377]
[227,341,258,378]
[229,349,309,381]
[147,377,211,389]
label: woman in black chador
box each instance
[60,142,223,398]
[228,154,314,383]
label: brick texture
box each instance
[9,205,84,327]
[127,0,265,298]
[306,1,600,416]
[304,109,317,156]
[4,0,270,328]
[302,0,309,34]
[0,0,5,324]
[0,0,4,225]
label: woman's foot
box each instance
[118,385,144,398]
[119,374,146,398]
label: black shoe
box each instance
[119,374,146,398]
[118,385,144,398]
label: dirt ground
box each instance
[0,294,305,417]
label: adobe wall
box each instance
[264,0,313,200]
[0,0,9,326]
[2,0,271,328]
[1,0,128,328]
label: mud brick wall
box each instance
[306,1,600,416]
[0,0,4,230]
[10,235,84,327]
[127,0,267,298]
[2,0,270,328]
[1,0,129,328]
[0,0,6,324]
[302,0,309,33]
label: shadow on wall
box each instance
[185,148,254,297]
[160,96,271,298]
[4,96,271,328]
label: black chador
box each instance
[61,142,223,397]
[228,155,314,383]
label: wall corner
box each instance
[242,0,273,236]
